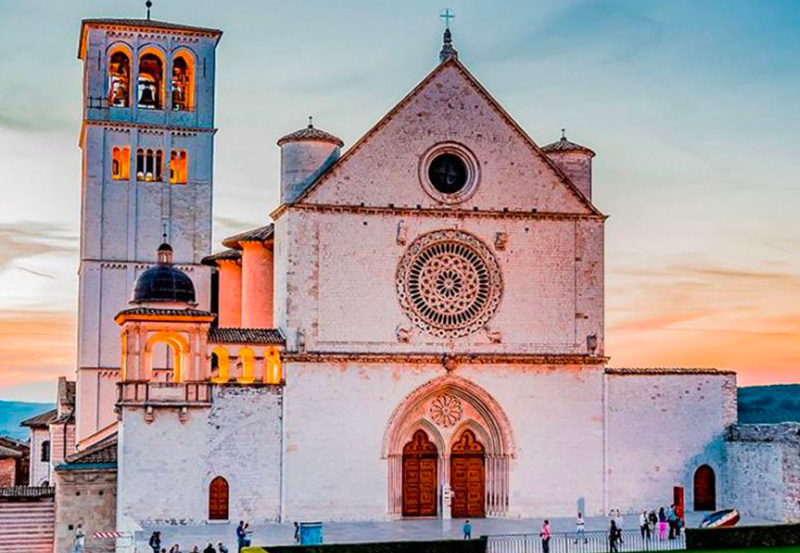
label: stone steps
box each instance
[0,499,55,553]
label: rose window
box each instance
[397,230,502,338]
[429,393,463,428]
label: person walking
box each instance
[657,507,667,540]
[639,511,650,540]
[540,520,552,553]
[218,542,229,553]
[609,520,622,553]
[203,543,216,553]
[667,505,677,540]
[149,531,162,553]
[463,519,472,540]
[294,522,300,544]
[243,523,253,549]
[575,512,587,544]
[648,510,658,535]
[72,524,86,553]
[236,521,246,552]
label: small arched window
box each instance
[208,476,229,521]
[41,440,50,462]
[171,54,194,111]
[136,148,164,182]
[112,146,130,180]
[138,53,164,109]
[169,150,188,184]
[108,51,130,107]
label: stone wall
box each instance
[0,458,17,487]
[725,423,800,522]
[54,468,117,553]
[29,427,51,486]
[117,385,282,529]
[605,370,737,513]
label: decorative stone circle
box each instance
[429,393,463,428]
[397,230,502,338]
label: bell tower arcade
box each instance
[75,18,222,442]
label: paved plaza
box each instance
[136,512,768,551]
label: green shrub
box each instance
[244,538,487,553]
[686,523,800,549]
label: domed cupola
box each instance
[541,130,596,201]
[277,117,343,204]
[132,243,196,305]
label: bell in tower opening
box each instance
[171,55,193,111]
[108,51,130,107]
[138,53,163,109]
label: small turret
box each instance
[277,118,343,204]
[541,131,596,201]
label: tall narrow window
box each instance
[138,53,164,109]
[172,54,193,111]
[112,146,130,180]
[169,150,188,184]
[136,149,164,182]
[108,51,130,107]
[41,440,50,462]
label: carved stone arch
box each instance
[383,374,514,517]
[382,374,515,458]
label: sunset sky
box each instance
[1,0,798,401]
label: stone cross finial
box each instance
[308,116,314,129]
[440,8,455,30]
[439,9,459,64]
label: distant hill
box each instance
[738,384,800,424]
[0,401,55,440]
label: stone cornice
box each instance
[82,120,218,135]
[282,351,608,366]
[273,202,607,222]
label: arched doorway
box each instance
[208,476,229,520]
[451,429,485,518]
[402,430,438,517]
[694,464,716,511]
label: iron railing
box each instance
[486,530,686,553]
[0,486,55,498]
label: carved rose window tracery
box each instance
[429,393,463,427]
[397,230,502,338]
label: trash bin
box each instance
[299,521,323,545]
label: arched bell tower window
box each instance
[138,52,164,110]
[112,147,130,180]
[171,54,194,111]
[136,148,164,182]
[169,150,188,184]
[108,51,130,107]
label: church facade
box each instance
[42,15,755,546]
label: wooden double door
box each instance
[402,429,486,518]
[450,430,485,518]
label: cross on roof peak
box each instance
[440,8,455,30]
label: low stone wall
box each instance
[244,538,487,553]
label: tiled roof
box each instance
[81,18,222,35]
[221,224,274,250]
[116,307,215,318]
[201,249,242,266]
[278,124,344,148]
[208,327,285,345]
[541,136,596,157]
[65,434,117,466]
[20,409,58,428]
[0,445,23,458]
[606,367,737,376]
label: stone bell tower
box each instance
[75,16,222,442]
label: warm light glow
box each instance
[137,48,165,110]
[107,47,131,108]
[211,346,230,383]
[237,347,255,384]
[144,331,190,383]
[171,53,194,112]
[169,149,188,184]
[264,347,282,384]
[112,146,130,180]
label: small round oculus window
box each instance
[428,153,468,195]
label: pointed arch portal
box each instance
[402,430,438,517]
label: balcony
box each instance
[117,381,212,409]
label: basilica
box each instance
[17,13,792,553]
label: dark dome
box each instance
[132,244,195,304]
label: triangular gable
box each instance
[292,57,603,216]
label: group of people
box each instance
[638,505,684,541]
[147,522,254,553]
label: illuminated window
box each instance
[169,150,188,184]
[136,148,163,182]
[112,146,130,180]
[108,51,130,107]
[138,52,164,109]
[171,54,194,111]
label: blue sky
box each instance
[1,0,799,401]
